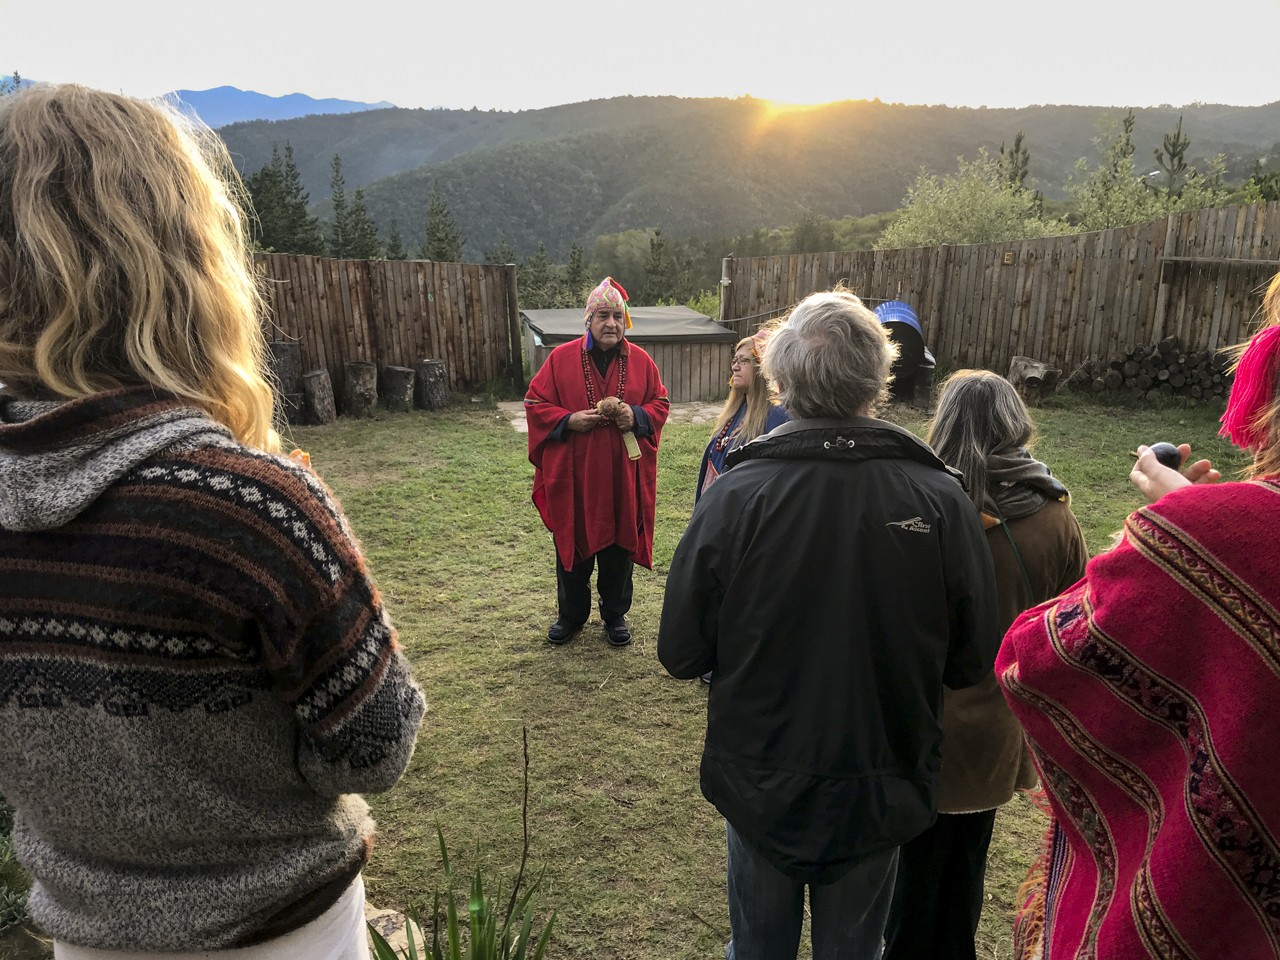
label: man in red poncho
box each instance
[525,277,670,647]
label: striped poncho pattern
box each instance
[997,478,1280,959]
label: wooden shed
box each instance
[522,306,737,402]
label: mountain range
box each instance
[216,96,1280,260]
[170,86,395,129]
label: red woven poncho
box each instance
[524,336,669,569]
[998,478,1280,959]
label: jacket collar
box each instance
[727,414,960,481]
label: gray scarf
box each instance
[986,446,1069,521]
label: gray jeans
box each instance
[726,823,898,960]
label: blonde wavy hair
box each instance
[0,84,278,451]
[712,336,782,443]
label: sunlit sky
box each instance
[5,0,1280,111]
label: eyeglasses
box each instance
[730,356,756,368]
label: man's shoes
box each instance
[700,671,713,684]
[604,618,632,647]
[547,619,585,645]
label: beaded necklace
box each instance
[712,402,746,451]
[581,344,628,407]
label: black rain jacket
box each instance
[658,416,1000,882]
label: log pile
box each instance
[1008,356,1061,405]
[1065,337,1232,404]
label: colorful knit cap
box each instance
[1220,324,1280,450]
[584,277,633,330]
[750,327,772,361]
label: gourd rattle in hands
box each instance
[596,397,642,460]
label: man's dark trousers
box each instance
[556,545,633,624]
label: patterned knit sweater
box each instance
[0,388,425,950]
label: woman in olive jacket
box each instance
[884,371,1088,960]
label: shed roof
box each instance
[522,305,736,344]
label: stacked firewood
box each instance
[1065,337,1231,404]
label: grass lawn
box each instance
[285,393,1246,960]
[0,392,1250,959]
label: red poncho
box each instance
[525,337,669,569]
[998,478,1280,959]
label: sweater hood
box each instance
[0,388,235,532]
[727,415,962,481]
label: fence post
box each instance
[720,257,734,328]
[505,263,525,393]
[1151,213,1177,345]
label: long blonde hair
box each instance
[0,84,278,451]
[713,336,778,443]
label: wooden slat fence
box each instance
[720,201,1280,377]
[256,254,521,399]
[528,340,730,404]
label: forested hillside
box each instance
[222,96,1280,261]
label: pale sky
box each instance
[5,0,1280,111]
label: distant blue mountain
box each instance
[167,86,395,129]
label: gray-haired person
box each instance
[658,287,1000,960]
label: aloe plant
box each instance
[368,729,555,960]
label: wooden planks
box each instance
[255,254,515,393]
[718,201,1280,375]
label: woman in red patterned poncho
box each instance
[997,273,1280,959]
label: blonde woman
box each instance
[0,85,423,959]
[696,333,790,501]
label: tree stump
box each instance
[344,362,378,417]
[267,340,303,395]
[913,363,936,409]
[382,366,416,412]
[277,392,306,426]
[302,369,337,425]
[1008,355,1061,404]
[414,358,450,410]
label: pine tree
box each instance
[245,144,326,255]
[999,131,1031,192]
[385,220,407,260]
[328,155,349,257]
[244,145,287,251]
[1153,115,1191,199]
[279,144,325,255]
[483,234,517,264]
[565,241,589,296]
[790,216,836,254]
[642,229,670,303]
[345,189,383,260]
[420,183,465,261]
[522,242,554,293]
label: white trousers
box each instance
[55,875,369,960]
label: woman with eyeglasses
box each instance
[696,333,791,502]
